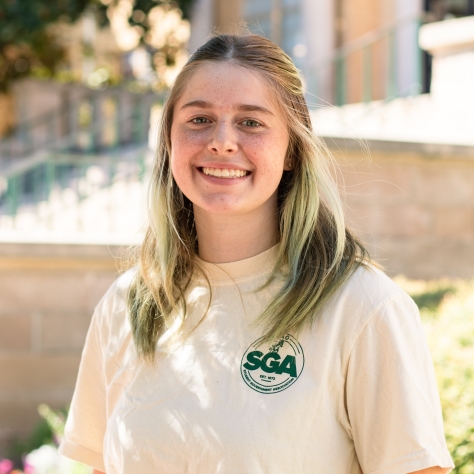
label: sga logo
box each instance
[240,334,304,394]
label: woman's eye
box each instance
[241,119,261,128]
[191,117,210,124]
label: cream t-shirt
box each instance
[59,245,454,474]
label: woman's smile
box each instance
[200,167,249,178]
[195,165,251,187]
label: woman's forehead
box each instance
[175,61,281,113]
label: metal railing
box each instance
[0,87,161,236]
[309,15,424,106]
[0,87,160,169]
[0,150,150,234]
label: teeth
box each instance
[202,168,248,178]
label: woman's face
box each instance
[170,61,290,218]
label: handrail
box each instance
[0,142,145,179]
[0,145,150,232]
[0,87,162,232]
[0,86,162,142]
[333,15,421,61]
[308,14,424,106]
[0,87,161,163]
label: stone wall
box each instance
[0,243,128,456]
[330,137,474,278]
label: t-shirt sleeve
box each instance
[346,293,454,474]
[59,307,107,472]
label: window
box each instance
[243,0,303,66]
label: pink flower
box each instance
[0,458,13,474]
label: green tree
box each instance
[0,0,90,91]
[0,0,195,92]
[130,0,194,21]
[128,0,195,74]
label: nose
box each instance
[208,120,238,155]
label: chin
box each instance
[194,196,251,215]
[200,203,243,214]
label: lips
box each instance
[200,167,249,178]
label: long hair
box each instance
[129,34,370,361]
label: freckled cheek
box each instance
[244,138,288,175]
[177,127,209,146]
[169,148,192,184]
[170,131,207,172]
[170,156,194,192]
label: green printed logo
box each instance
[240,334,304,394]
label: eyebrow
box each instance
[180,100,274,115]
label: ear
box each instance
[283,158,293,171]
[283,144,294,171]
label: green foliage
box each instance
[5,404,67,468]
[0,0,195,92]
[0,0,89,41]
[397,277,474,473]
[131,0,195,21]
[6,417,53,466]
[407,280,456,313]
[37,403,67,441]
[0,0,91,91]
[114,0,195,86]
[412,286,455,311]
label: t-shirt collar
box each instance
[195,243,280,283]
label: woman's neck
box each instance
[194,206,279,264]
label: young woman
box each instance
[59,34,454,474]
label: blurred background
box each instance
[0,0,473,472]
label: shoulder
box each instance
[317,264,419,346]
[337,264,413,312]
[96,266,138,316]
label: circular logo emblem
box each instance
[240,334,304,394]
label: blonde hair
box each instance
[129,34,370,361]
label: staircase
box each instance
[0,86,161,244]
